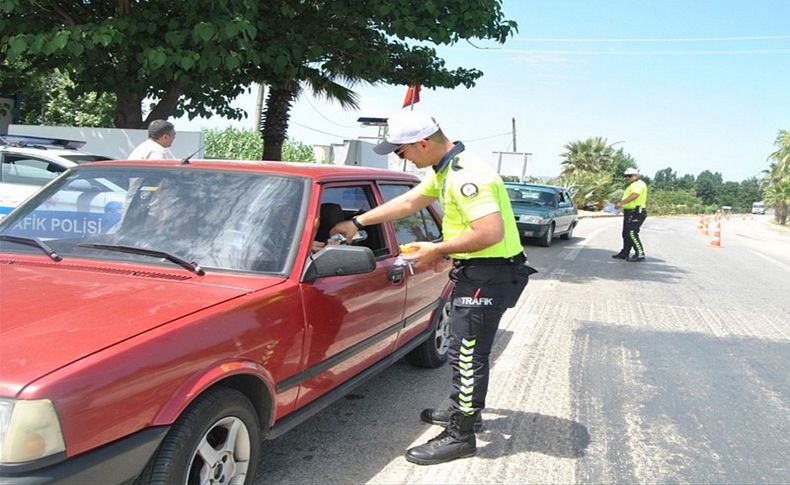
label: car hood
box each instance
[0,261,280,397]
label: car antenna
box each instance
[180,145,203,165]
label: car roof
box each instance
[0,146,81,166]
[84,159,420,183]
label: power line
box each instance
[290,121,349,139]
[511,35,790,43]
[464,131,512,143]
[303,97,361,128]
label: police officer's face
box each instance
[397,140,433,168]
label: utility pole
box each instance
[511,117,517,152]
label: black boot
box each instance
[611,252,628,259]
[405,412,477,465]
[420,408,483,431]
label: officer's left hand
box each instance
[401,241,442,269]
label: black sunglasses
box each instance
[394,143,413,159]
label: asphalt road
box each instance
[254,214,789,484]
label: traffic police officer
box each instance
[613,167,648,261]
[331,110,535,465]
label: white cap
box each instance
[624,167,640,176]
[373,111,440,155]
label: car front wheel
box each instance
[539,223,554,247]
[560,222,575,240]
[137,387,260,485]
[406,298,451,368]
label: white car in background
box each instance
[0,135,113,218]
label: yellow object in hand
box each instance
[399,244,416,254]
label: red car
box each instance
[0,160,452,484]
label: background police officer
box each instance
[331,110,535,465]
[613,167,648,261]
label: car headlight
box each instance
[520,215,547,224]
[0,399,65,464]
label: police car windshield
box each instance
[0,166,308,274]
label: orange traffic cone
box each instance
[709,221,722,248]
[697,214,705,232]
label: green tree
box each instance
[557,138,639,210]
[204,127,315,163]
[653,167,677,191]
[735,178,762,212]
[559,137,614,176]
[1,59,114,126]
[677,173,696,191]
[762,129,790,224]
[2,1,516,161]
[649,189,707,215]
[694,170,723,205]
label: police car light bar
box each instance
[0,134,87,150]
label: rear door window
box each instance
[379,184,442,244]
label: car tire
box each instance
[539,223,554,247]
[406,298,451,368]
[137,387,260,485]
[560,222,575,240]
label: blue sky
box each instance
[177,0,790,182]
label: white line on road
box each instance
[562,225,610,261]
[747,248,790,273]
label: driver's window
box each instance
[319,185,389,257]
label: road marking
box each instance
[747,249,790,273]
[562,225,609,262]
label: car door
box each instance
[297,182,406,407]
[378,183,452,349]
[555,190,571,232]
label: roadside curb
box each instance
[578,211,620,219]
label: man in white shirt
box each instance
[128,120,176,159]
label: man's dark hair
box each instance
[148,120,175,140]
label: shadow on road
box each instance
[530,246,689,285]
[476,408,590,459]
[254,329,556,483]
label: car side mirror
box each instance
[302,245,376,282]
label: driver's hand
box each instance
[311,241,326,252]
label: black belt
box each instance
[623,207,644,212]
[454,252,526,267]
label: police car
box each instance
[0,134,113,219]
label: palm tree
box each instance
[763,130,790,224]
[261,68,360,161]
[560,137,615,176]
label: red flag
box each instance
[402,85,421,108]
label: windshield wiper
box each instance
[0,235,63,261]
[77,243,205,276]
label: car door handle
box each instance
[388,267,404,283]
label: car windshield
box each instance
[506,185,556,207]
[0,165,308,274]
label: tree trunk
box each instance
[114,91,144,128]
[261,84,297,161]
[144,80,183,126]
